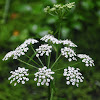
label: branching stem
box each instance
[53,62,81,72]
[51,54,62,69]
[25,54,41,67]
[17,58,38,69]
[31,45,44,67]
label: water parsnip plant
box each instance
[2,2,95,100]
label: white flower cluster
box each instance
[2,51,14,61]
[61,47,77,61]
[41,34,77,48]
[44,2,75,13]
[63,66,84,87]
[2,38,38,60]
[34,66,55,86]
[36,44,52,57]
[24,38,38,45]
[8,67,29,86]
[54,2,75,9]
[60,39,77,47]
[65,2,75,8]
[44,6,51,13]
[77,54,95,67]
[40,34,60,44]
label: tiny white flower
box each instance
[72,82,75,85]
[37,83,40,86]
[43,79,46,83]
[66,81,70,85]
[14,83,17,86]
[66,77,69,80]
[10,80,13,84]
[38,79,41,82]
[68,58,72,62]
[47,79,50,82]
[22,81,25,84]
[26,78,29,81]
[34,78,37,81]
[17,80,20,83]
[46,82,49,86]
[41,82,44,85]
[76,84,79,87]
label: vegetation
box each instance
[0,0,100,100]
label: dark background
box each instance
[0,0,100,100]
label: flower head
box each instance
[60,39,77,47]
[44,2,75,14]
[2,38,38,60]
[24,38,38,45]
[77,54,95,67]
[65,2,75,8]
[2,51,15,61]
[44,6,50,13]
[61,47,77,61]
[8,67,29,86]
[40,34,60,44]
[36,44,52,57]
[63,66,84,87]
[34,66,55,86]
[13,43,29,59]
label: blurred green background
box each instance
[0,0,100,100]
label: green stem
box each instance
[48,83,51,100]
[17,58,38,69]
[25,54,41,67]
[50,88,54,100]
[28,74,34,76]
[2,0,10,24]
[31,45,44,67]
[51,54,62,69]
[58,22,61,39]
[58,14,62,39]
[49,13,55,17]
[28,53,36,63]
[56,48,58,59]
[48,81,54,100]
[70,61,81,66]
[54,27,59,35]
[56,17,62,59]
[53,62,81,72]
[48,53,51,68]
